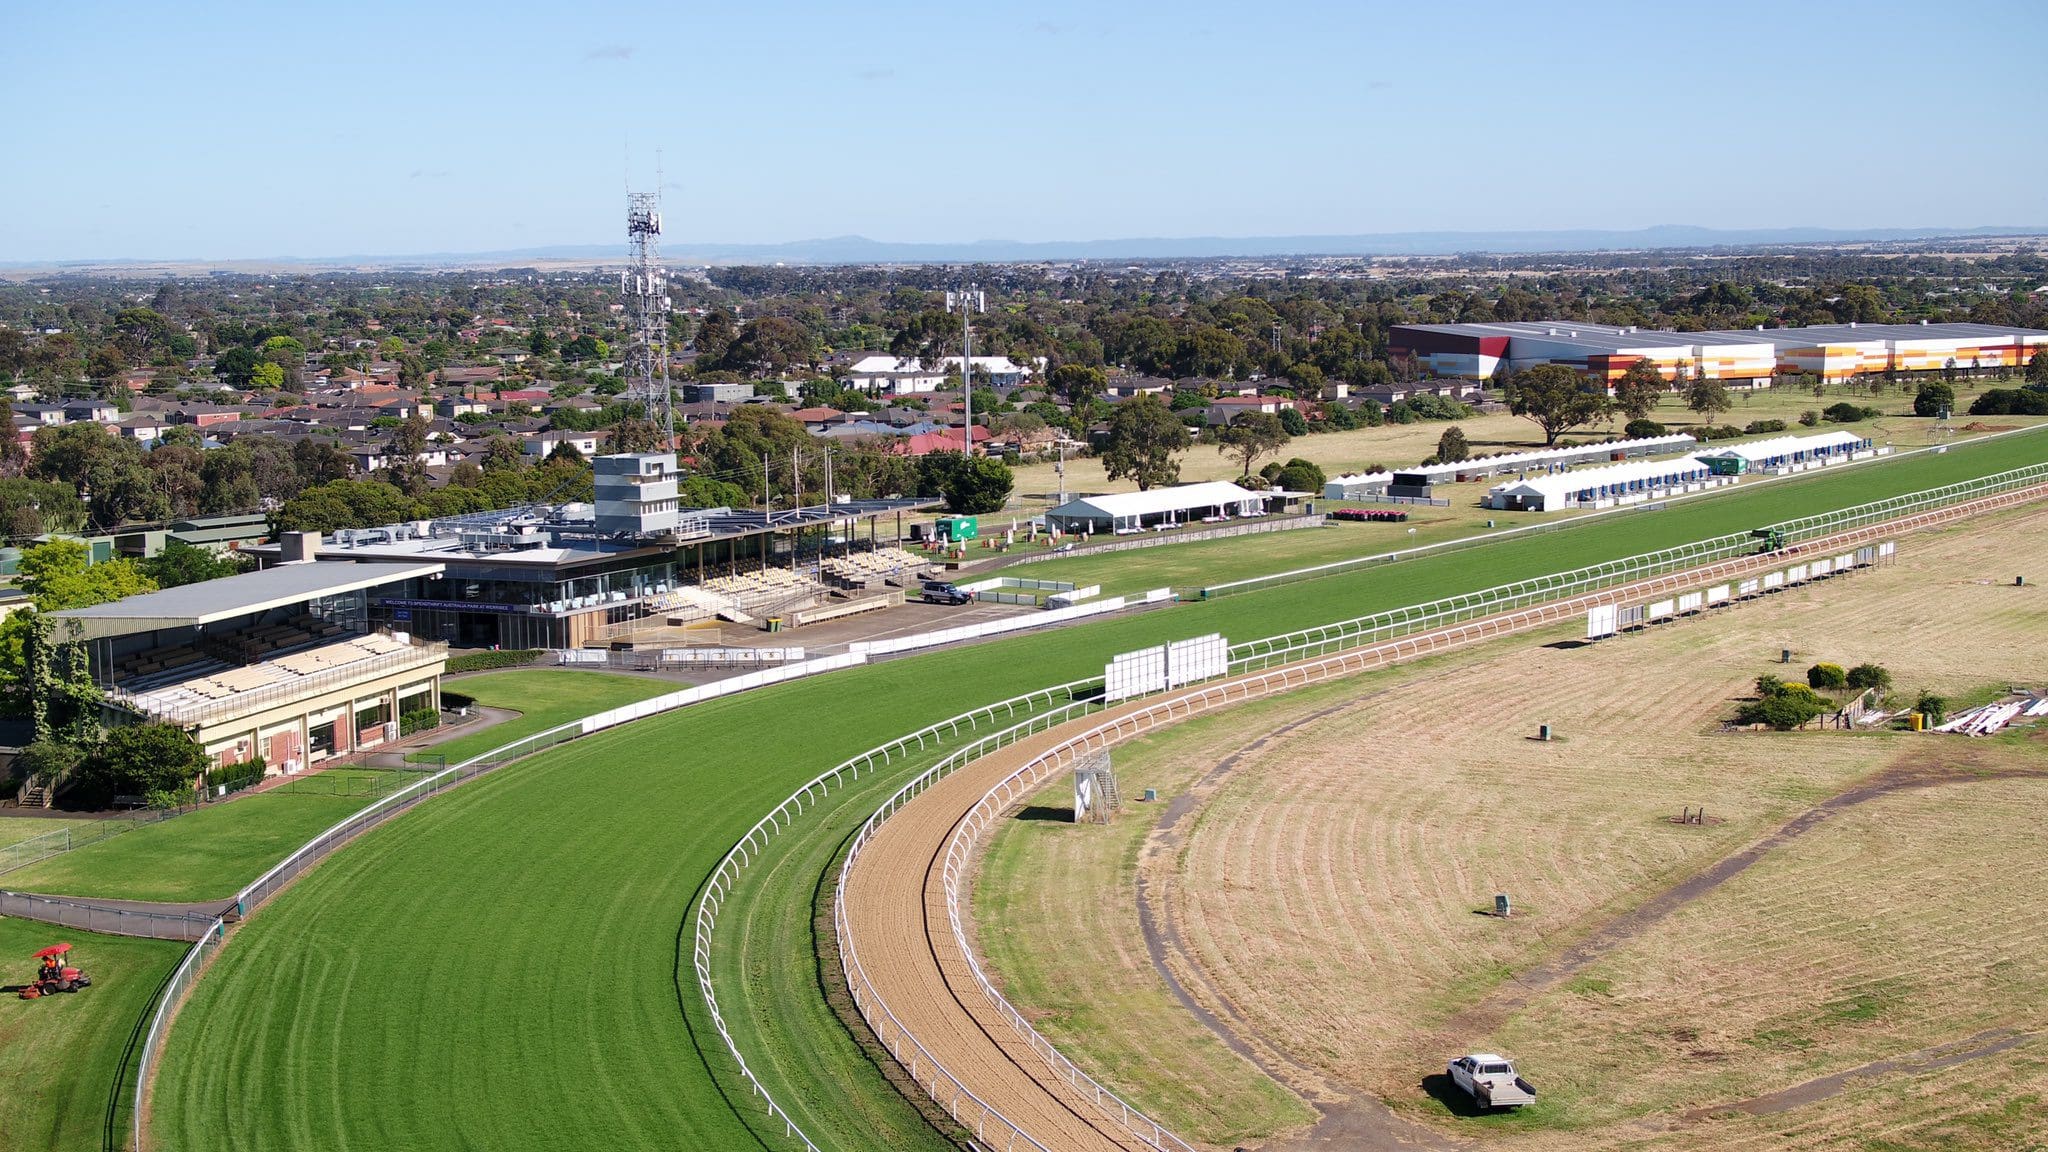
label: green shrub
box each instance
[1913,381,1954,417]
[1807,662,1849,691]
[1692,424,1746,441]
[1624,418,1667,439]
[1736,692,1828,730]
[1968,388,2048,416]
[1914,691,1948,725]
[1823,402,1880,423]
[210,757,267,795]
[1798,410,1821,427]
[400,708,441,736]
[1845,663,1892,693]
[446,649,544,673]
[1743,418,1788,435]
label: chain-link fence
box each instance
[0,891,221,941]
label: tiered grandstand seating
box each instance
[119,632,428,718]
[195,613,348,665]
[699,567,823,610]
[821,547,931,587]
[655,586,740,625]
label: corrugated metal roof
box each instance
[48,561,444,640]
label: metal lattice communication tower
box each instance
[946,285,985,455]
[625,189,673,442]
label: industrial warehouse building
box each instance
[1044,482,1296,535]
[1389,320,2048,386]
[50,562,449,771]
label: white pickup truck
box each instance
[1446,1053,1537,1108]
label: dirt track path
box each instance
[838,486,2048,1152]
[843,714,1167,1152]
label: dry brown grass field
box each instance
[1002,380,2047,508]
[977,503,2048,1151]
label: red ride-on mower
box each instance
[20,943,91,999]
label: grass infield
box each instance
[0,917,186,1152]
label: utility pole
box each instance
[947,285,986,456]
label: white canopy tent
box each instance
[1045,481,1281,534]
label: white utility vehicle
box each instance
[1446,1053,1536,1108]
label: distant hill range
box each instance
[13,224,2045,272]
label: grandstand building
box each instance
[50,562,448,772]
[1390,320,2048,386]
[240,455,940,649]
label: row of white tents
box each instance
[1482,431,1874,512]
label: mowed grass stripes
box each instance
[150,429,2047,1152]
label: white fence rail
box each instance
[849,589,1172,657]
[690,677,1105,1151]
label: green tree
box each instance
[249,361,287,391]
[1844,663,1892,694]
[1172,325,1247,380]
[18,539,157,611]
[88,343,128,382]
[0,403,27,479]
[608,417,665,455]
[81,723,209,800]
[2027,349,2048,386]
[1277,406,1310,436]
[1272,457,1325,495]
[139,539,246,588]
[292,437,355,485]
[1913,381,1955,418]
[274,479,420,534]
[1505,363,1611,446]
[1048,364,1107,405]
[1685,374,1731,422]
[528,327,555,358]
[1612,359,1665,424]
[1436,424,1470,463]
[1099,395,1191,491]
[1216,411,1290,478]
[936,453,1014,514]
[214,345,262,385]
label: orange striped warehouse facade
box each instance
[1389,320,2048,387]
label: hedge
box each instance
[400,709,441,737]
[211,757,267,795]
[446,649,545,673]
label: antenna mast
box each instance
[626,170,674,444]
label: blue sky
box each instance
[3,0,2044,261]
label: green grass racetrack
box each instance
[149,430,2048,1151]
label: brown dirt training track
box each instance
[837,483,2048,1152]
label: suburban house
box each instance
[1204,395,1298,426]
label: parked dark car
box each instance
[920,580,972,606]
